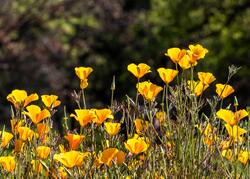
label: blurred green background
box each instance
[0,0,250,123]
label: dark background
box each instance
[0,0,250,124]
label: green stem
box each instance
[135,78,140,107]
[82,89,86,109]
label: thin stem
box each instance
[82,89,86,109]
[165,83,172,134]
[135,78,140,107]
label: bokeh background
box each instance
[0,0,250,124]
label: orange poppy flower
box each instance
[238,150,249,164]
[0,131,13,148]
[157,68,178,84]
[198,72,216,85]
[23,105,51,125]
[187,44,208,64]
[92,108,114,125]
[216,84,234,99]
[7,89,38,109]
[70,109,95,127]
[216,109,248,126]
[36,146,51,159]
[37,123,50,137]
[127,63,151,79]
[134,119,149,135]
[155,111,166,123]
[97,148,125,167]
[64,133,85,150]
[18,127,34,141]
[137,81,163,101]
[10,119,24,134]
[104,122,121,136]
[75,67,93,89]
[14,139,24,153]
[165,48,187,64]
[0,156,15,173]
[187,80,209,96]
[225,124,247,142]
[31,160,43,173]
[178,54,197,70]
[53,150,90,168]
[124,137,149,155]
[41,95,61,108]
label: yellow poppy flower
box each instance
[220,140,231,150]
[37,123,50,137]
[124,137,149,155]
[165,48,187,63]
[155,111,166,123]
[134,119,149,135]
[216,109,248,126]
[202,123,217,147]
[58,167,68,179]
[64,133,85,150]
[216,84,234,99]
[157,68,178,84]
[37,123,50,144]
[18,127,34,141]
[59,144,67,153]
[187,80,209,96]
[222,149,234,161]
[31,160,43,173]
[198,72,216,85]
[98,148,126,167]
[14,139,24,153]
[238,150,249,164]
[7,89,39,109]
[70,109,95,127]
[41,95,61,108]
[75,67,93,89]
[187,44,208,63]
[10,119,24,134]
[137,81,163,101]
[0,156,15,173]
[178,54,197,70]
[104,122,121,136]
[0,131,13,148]
[53,150,90,168]
[36,146,51,159]
[92,108,114,125]
[225,124,247,142]
[127,63,151,79]
[23,105,51,125]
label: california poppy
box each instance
[0,156,15,173]
[127,63,151,79]
[104,122,121,136]
[7,89,38,109]
[41,95,61,109]
[157,68,178,84]
[53,150,90,168]
[75,67,93,89]
[216,109,248,126]
[216,84,234,99]
[70,109,95,127]
[137,81,163,101]
[23,105,51,125]
[64,133,85,150]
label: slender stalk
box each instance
[135,78,140,107]
[110,75,115,110]
[165,83,172,134]
[161,85,166,112]
[82,89,86,109]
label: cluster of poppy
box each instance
[0,44,248,178]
